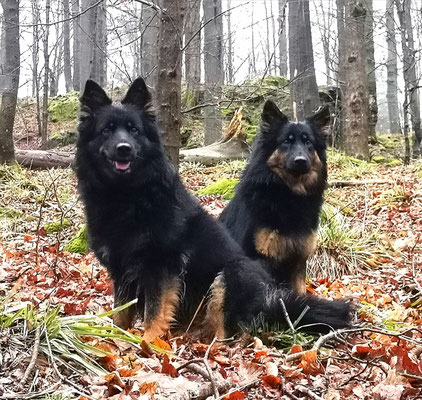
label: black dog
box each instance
[220,101,329,294]
[76,78,350,342]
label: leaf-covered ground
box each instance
[0,153,422,400]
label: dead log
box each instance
[15,149,75,169]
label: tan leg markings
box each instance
[202,275,226,340]
[255,229,317,262]
[291,269,307,295]
[267,150,323,195]
[143,278,181,342]
[113,308,135,330]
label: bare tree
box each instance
[155,0,185,167]
[386,0,400,134]
[0,0,20,163]
[72,0,81,91]
[63,0,72,92]
[278,0,287,76]
[140,3,159,86]
[203,0,223,145]
[342,1,370,159]
[225,0,233,84]
[395,0,421,157]
[41,0,51,148]
[365,0,378,144]
[185,0,201,89]
[288,0,319,119]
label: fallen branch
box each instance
[296,384,324,400]
[15,149,75,169]
[328,179,390,187]
[19,326,41,389]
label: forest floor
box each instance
[0,150,422,399]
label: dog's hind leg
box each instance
[143,277,181,342]
[112,277,139,330]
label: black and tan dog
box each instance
[220,101,329,294]
[75,78,349,342]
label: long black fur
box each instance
[76,78,351,340]
[220,101,329,292]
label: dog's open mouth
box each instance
[114,161,131,171]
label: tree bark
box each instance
[63,0,72,92]
[185,0,201,91]
[140,3,159,87]
[288,0,320,120]
[365,0,378,144]
[386,0,401,134]
[278,0,288,76]
[72,0,81,91]
[0,0,19,163]
[155,0,185,167]
[15,150,75,169]
[80,0,107,86]
[343,1,370,160]
[395,0,421,157]
[203,0,223,145]
[225,0,233,83]
[41,0,51,148]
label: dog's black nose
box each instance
[294,156,307,166]
[116,143,132,156]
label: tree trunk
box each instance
[386,0,401,134]
[41,0,51,148]
[343,1,370,160]
[72,0,81,91]
[80,0,107,86]
[185,0,201,92]
[315,0,334,86]
[278,0,288,76]
[203,0,223,145]
[0,0,19,163]
[226,0,233,83]
[15,150,75,169]
[288,0,320,120]
[155,0,185,167]
[140,4,159,87]
[365,0,378,144]
[395,0,421,157]
[63,0,72,92]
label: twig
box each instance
[296,384,324,400]
[204,336,219,398]
[214,378,260,400]
[19,326,41,389]
[279,298,295,332]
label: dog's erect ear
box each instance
[80,80,112,112]
[261,100,289,127]
[307,105,331,132]
[122,77,152,110]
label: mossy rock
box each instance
[197,178,239,200]
[64,225,89,254]
[44,219,71,233]
[48,92,79,122]
[50,130,78,147]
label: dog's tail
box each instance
[262,287,353,332]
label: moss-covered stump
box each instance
[64,225,89,254]
[197,178,239,200]
[48,92,79,123]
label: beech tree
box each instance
[0,0,20,163]
[288,0,319,120]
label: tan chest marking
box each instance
[254,229,317,262]
[202,275,226,340]
[143,278,181,342]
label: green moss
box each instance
[197,178,239,200]
[0,207,23,219]
[44,219,71,233]
[388,159,402,166]
[372,155,386,164]
[64,225,89,254]
[48,92,79,122]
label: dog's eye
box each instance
[102,128,112,135]
[129,127,139,135]
[283,139,292,145]
[305,139,312,145]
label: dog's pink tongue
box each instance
[115,161,130,171]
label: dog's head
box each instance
[255,100,329,195]
[77,78,164,186]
